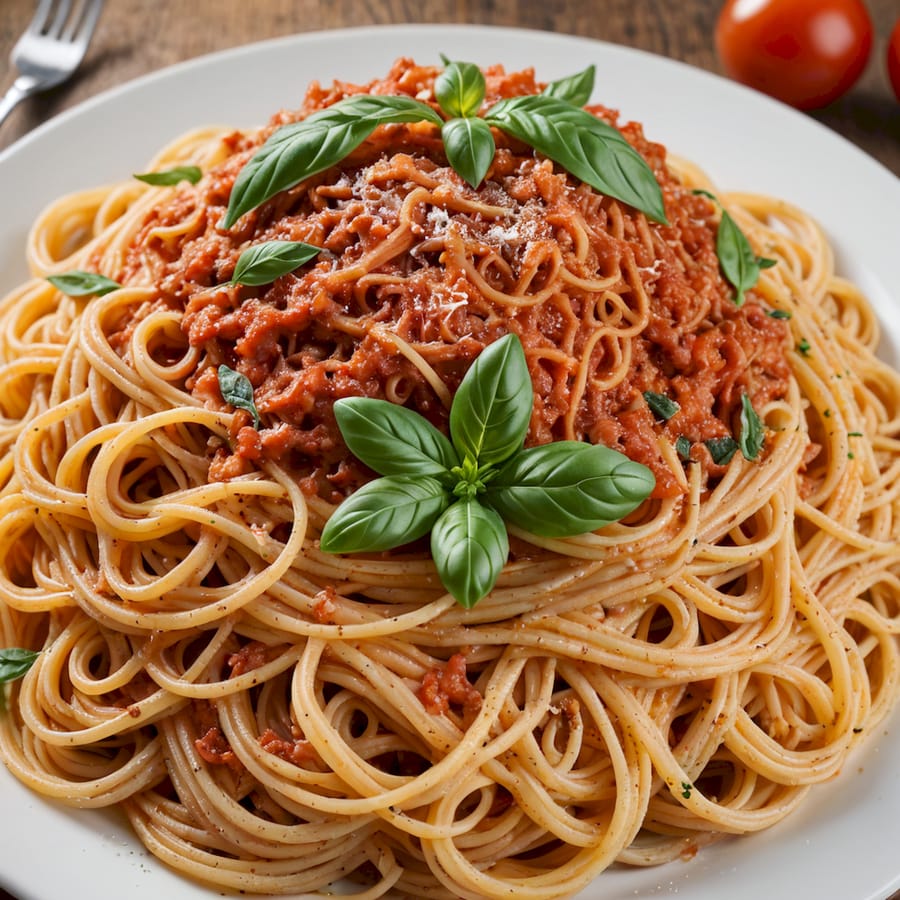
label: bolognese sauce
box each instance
[118,59,790,502]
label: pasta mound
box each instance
[0,58,897,900]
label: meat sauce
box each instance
[118,59,790,501]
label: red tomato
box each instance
[715,0,874,109]
[889,17,900,102]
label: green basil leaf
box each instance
[320,475,449,553]
[696,189,776,308]
[441,116,496,188]
[218,365,261,428]
[675,436,692,461]
[222,95,443,228]
[739,394,765,461]
[0,648,39,683]
[767,308,792,319]
[450,333,532,468]
[46,271,122,297]
[431,497,508,608]
[334,396,459,477]
[643,391,680,421]
[434,60,486,119]
[541,64,595,107]
[133,165,203,186]
[716,209,765,307]
[484,94,667,224]
[485,441,654,538]
[230,240,322,286]
[705,436,738,465]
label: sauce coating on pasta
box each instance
[6,56,896,900]
[115,59,790,500]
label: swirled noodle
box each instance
[0,59,898,900]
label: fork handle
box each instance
[0,78,38,130]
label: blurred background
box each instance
[1,0,899,175]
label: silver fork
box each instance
[0,0,105,129]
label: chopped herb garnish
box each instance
[681,781,693,799]
[705,436,739,465]
[675,435,692,461]
[767,308,792,319]
[797,338,812,356]
[217,365,261,429]
[643,391,680,421]
[320,334,655,608]
[848,431,863,437]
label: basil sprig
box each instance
[222,60,667,227]
[46,271,122,297]
[695,189,776,307]
[218,364,261,428]
[319,333,655,608]
[0,648,39,684]
[134,165,203,186]
[230,240,322,286]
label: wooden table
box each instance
[2,0,899,175]
[0,2,899,900]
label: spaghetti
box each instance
[0,58,898,900]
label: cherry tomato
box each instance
[888,17,900,103]
[715,0,874,109]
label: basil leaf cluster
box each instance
[222,59,668,229]
[320,334,655,608]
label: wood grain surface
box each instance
[2,0,900,174]
[0,1,899,899]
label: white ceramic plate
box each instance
[1,24,898,900]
